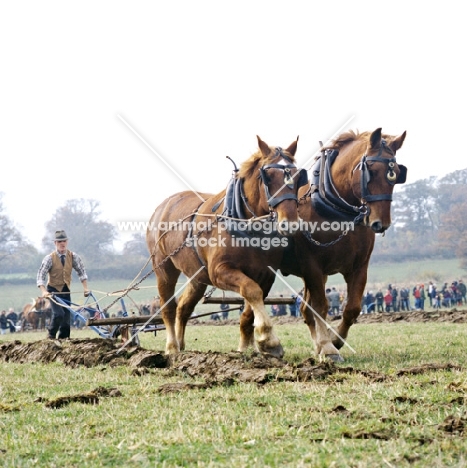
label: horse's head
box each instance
[351,128,407,233]
[31,296,48,313]
[238,135,308,236]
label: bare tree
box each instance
[42,199,116,265]
[0,192,23,264]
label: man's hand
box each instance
[41,290,51,298]
[84,290,91,297]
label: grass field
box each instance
[1,257,465,314]
[1,320,466,467]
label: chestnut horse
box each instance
[21,297,52,331]
[239,128,407,360]
[147,136,308,357]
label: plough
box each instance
[53,292,295,346]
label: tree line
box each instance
[0,196,151,282]
[1,167,466,282]
[371,168,467,269]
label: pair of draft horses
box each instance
[146,129,407,361]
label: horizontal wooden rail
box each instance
[87,307,243,327]
[202,296,295,305]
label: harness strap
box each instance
[260,163,299,207]
[309,151,364,222]
[187,205,208,268]
[357,140,397,203]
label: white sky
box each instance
[1,1,465,250]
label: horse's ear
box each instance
[257,135,272,157]
[285,135,299,158]
[389,131,407,153]
[31,298,35,305]
[369,128,383,149]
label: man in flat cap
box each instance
[37,230,90,340]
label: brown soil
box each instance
[0,309,465,399]
[350,308,467,324]
[193,308,467,326]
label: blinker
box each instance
[387,161,397,183]
[284,168,294,188]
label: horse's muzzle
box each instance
[370,220,389,233]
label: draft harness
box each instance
[214,147,308,220]
[309,139,406,224]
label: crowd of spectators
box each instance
[268,279,467,318]
[0,308,20,334]
[360,279,466,314]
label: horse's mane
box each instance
[323,129,398,151]
[238,147,297,180]
[323,130,370,151]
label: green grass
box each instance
[1,321,467,467]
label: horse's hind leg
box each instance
[175,281,207,350]
[156,260,181,355]
[238,302,255,352]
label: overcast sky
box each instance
[1,1,465,250]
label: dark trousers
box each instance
[47,285,71,339]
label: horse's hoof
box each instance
[257,341,284,359]
[326,353,344,363]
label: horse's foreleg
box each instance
[175,281,207,350]
[332,267,368,350]
[214,267,283,358]
[301,280,342,361]
[238,302,255,352]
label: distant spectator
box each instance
[413,284,421,310]
[419,284,426,311]
[220,303,230,320]
[271,304,280,316]
[6,308,18,333]
[450,282,458,307]
[328,287,341,315]
[428,281,434,307]
[277,295,287,316]
[325,288,332,314]
[458,280,466,304]
[375,289,384,312]
[441,289,451,308]
[390,285,399,312]
[399,287,410,311]
[295,291,304,316]
[0,310,8,335]
[365,290,375,314]
[289,296,298,317]
[429,284,438,308]
[384,290,393,312]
